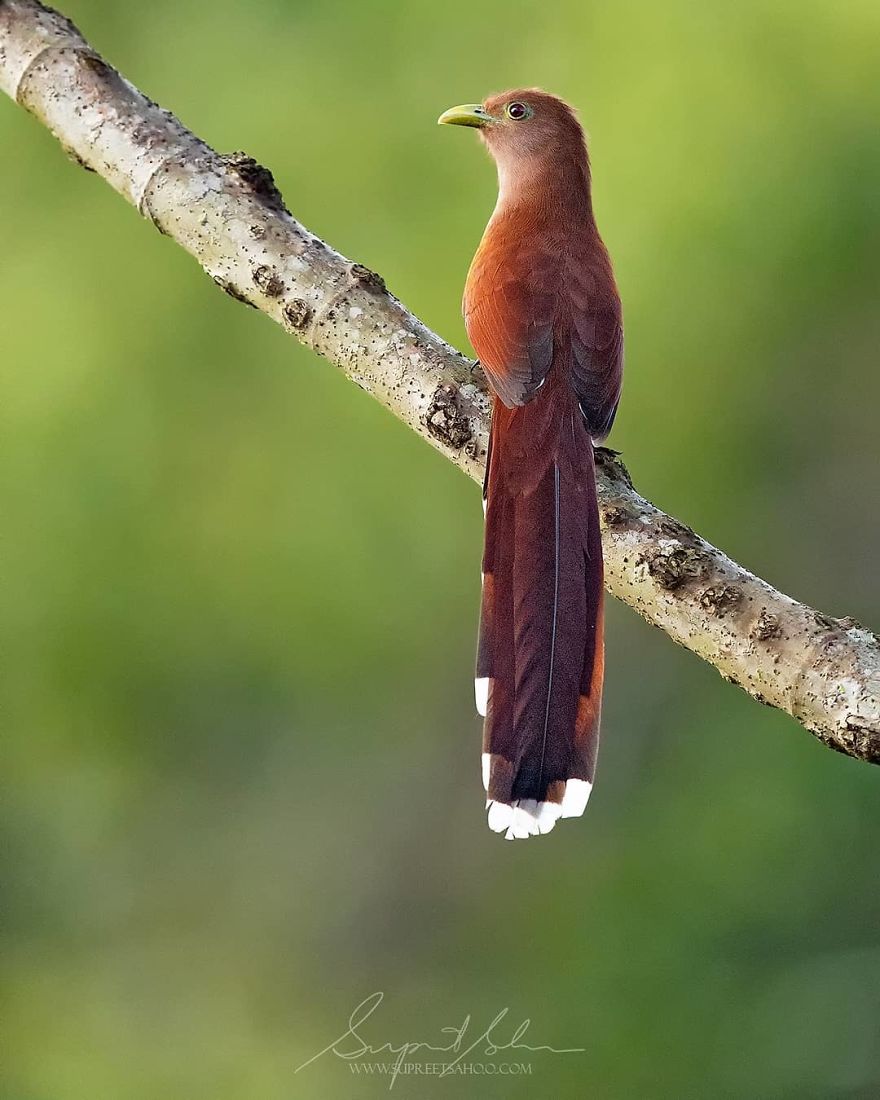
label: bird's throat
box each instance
[494,150,593,221]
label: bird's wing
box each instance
[464,250,556,409]
[568,263,624,441]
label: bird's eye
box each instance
[506,101,530,120]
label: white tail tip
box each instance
[482,758,593,840]
[474,677,489,717]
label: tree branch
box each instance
[2,0,878,764]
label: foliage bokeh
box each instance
[2,1,879,1096]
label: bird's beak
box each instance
[437,103,495,128]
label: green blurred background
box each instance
[2,1,879,1097]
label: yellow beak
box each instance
[437,103,495,128]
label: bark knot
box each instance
[223,152,288,213]
[751,609,781,641]
[252,265,284,297]
[349,263,386,293]
[283,299,313,329]
[594,446,633,489]
[602,506,632,528]
[700,584,744,617]
[424,384,472,450]
[640,545,711,591]
[842,719,880,764]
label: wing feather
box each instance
[568,259,623,440]
[464,242,556,408]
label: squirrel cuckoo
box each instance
[439,90,623,839]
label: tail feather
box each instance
[477,396,604,839]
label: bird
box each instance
[438,90,623,840]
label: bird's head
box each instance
[438,88,587,188]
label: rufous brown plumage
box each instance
[439,90,623,839]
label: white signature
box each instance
[295,991,585,1090]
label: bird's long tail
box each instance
[476,394,604,839]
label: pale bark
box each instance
[2,0,878,764]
